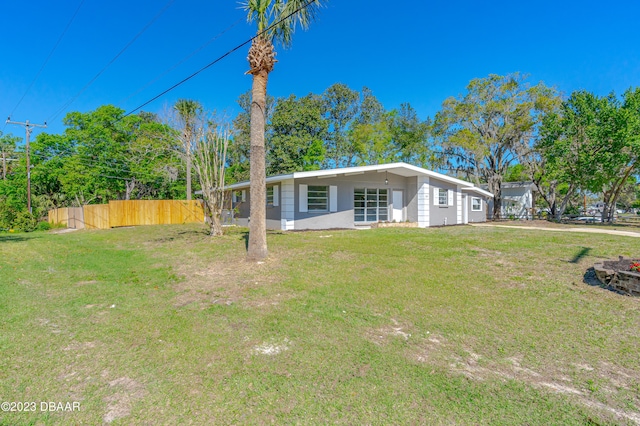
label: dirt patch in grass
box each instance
[171,250,287,310]
[365,318,413,346]
[411,336,640,425]
[103,377,147,424]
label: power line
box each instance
[123,0,320,118]
[3,0,86,132]
[46,0,176,124]
[118,17,244,106]
[5,119,47,213]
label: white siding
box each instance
[417,176,430,227]
[329,185,338,212]
[299,184,308,213]
[456,186,462,224]
[281,179,295,230]
[273,185,279,207]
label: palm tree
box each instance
[174,99,202,200]
[242,0,323,261]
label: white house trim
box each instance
[329,185,338,212]
[417,176,429,228]
[299,184,308,213]
[456,186,462,224]
[225,162,486,191]
[280,179,295,230]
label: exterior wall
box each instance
[293,172,417,230]
[416,176,430,227]
[500,187,533,219]
[429,178,459,226]
[230,170,490,230]
[280,179,295,230]
[406,180,419,223]
[467,195,488,223]
[266,183,281,221]
[233,185,283,230]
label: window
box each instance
[233,190,245,203]
[438,188,448,206]
[354,188,388,222]
[471,197,482,211]
[307,185,328,211]
[266,186,274,206]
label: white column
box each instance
[280,179,295,230]
[456,186,462,224]
[417,176,430,227]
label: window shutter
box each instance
[448,190,454,206]
[241,190,246,202]
[299,184,308,212]
[433,188,439,204]
[329,185,337,212]
[273,185,279,207]
[232,192,237,203]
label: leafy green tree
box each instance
[228,91,275,183]
[242,0,324,261]
[433,73,559,218]
[538,89,640,222]
[388,103,432,166]
[503,164,528,182]
[30,106,182,205]
[322,83,360,167]
[268,93,327,174]
[350,113,393,165]
[0,133,21,180]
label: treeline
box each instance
[1,73,639,230]
[0,106,185,230]
[226,84,432,182]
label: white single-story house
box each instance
[225,162,493,231]
[481,181,536,220]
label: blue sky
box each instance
[2,0,639,140]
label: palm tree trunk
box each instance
[247,69,269,261]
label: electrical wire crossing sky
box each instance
[2,0,639,139]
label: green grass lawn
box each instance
[1,224,639,425]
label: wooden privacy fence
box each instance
[48,200,204,230]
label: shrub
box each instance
[35,221,51,232]
[12,212,37,232]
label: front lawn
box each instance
[1,225,639,424]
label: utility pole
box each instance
[5,117,47,214]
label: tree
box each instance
[192,121,230,236]
[228,91,275,184]
[29,106,182,205]
[349,113,393,165]
[387,103,432,166]
[538,89,640,222]
[433,73,559,218]
[174,99,203,200]
[268,93,327,174]
[0,133,21,180]
[322,83,360,167]
[242,0,323,261]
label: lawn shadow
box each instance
[582,267,628,296]
[0,234,40,243]
[569,247,591,264]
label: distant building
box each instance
[481,182,536,220]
